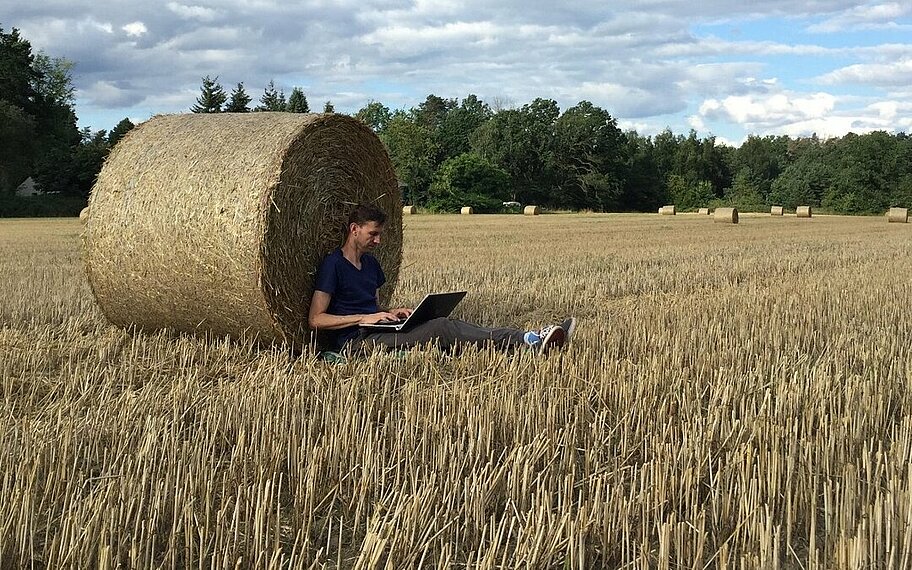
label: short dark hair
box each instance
[347,204,387,228]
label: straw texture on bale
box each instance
[79,207,89,222]
[523,205,541,216]
[771,206,784,216]
[714,207,739,224]
[887,207,908,223]
[402,205,417,215]
[660,205,676,215]
[84,113,401,346]
[461,206,474,215]
[698,208,710,215]
[797,206,812,218]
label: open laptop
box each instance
[359,291,467,331]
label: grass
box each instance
[1,213,911,568]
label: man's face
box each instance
[351,221,383,250]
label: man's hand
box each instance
[390,307,413,319]
[361,311,402,324]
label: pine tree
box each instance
[257,80,283,111]
[287,87,309,113]
[278,90,287,111]
[190,75,227,113]
[225,82,251,112]
[107,118,135,146]
[323,100,335,113]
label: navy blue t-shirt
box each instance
[314,249,386,349]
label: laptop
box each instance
[359,291,467,331]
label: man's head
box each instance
[344,204,387,251]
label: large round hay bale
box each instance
[660,205,676,215]
[887,207,908,223]
[796,206,812,218]
[461,206,474,215]
[84,112,401,346]
[698,207,710,215]
[713,207,738,224]
[402,205,417,215]
[79,207,89,222]
[771,205,784,216]
[523,205,541,216]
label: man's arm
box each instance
[378,289,413,319]
[309,290,398,329]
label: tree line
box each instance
[3,21,910,216]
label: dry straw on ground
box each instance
[714,207,739,224]
[660,205,676,215]
[771,206,784,216]
[84,112,401,347]
[698,207,710,215]
[888,207,908,223]
[461,206,474,215]
[797,206,813,218]
[523,205,541,215]
[402,205,417,215]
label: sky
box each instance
[5,0,912,146]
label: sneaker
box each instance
[559,317,577,342]
[535,324,565,354]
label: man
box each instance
[309,204,575,355]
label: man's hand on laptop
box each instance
[362,311,402,324]
[391,307,413,319]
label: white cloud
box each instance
[808,2,911,33]
[817,58,912,88]
[122,22,148,37]
[166,2,220,21]
[700,92,836,126]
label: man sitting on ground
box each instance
[308,204,576,355]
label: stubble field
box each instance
[1,213,910,569]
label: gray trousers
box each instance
[347,317,526,353]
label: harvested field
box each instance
[1,214,911,568]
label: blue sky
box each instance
[6,1,912,146]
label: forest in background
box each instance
[3,24,911,217]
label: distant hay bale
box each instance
[714,207,739,224]
[402,205,417,215]
[660,205,676,215]
[523,205,541,216]
[79,207,89,222]
[771,206,784,216]
[84,112,401,347]
[796,206,812,218]
[887,207,908,223]
[461,206,474,215]
[698,208,710,215]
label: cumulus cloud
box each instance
[817,58,912,88]
[166,2,221,22]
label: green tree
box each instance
[0,26,39,111]
[427,152,509,213]
[551,101,627,211]
[286,87,309,113]
[437,94,491,161]
[355,101,392,133]
[471,98,559,205]
[191,75,226,113]
[257,80,283,111]
[621,132,664,211]
[666,175,715,210]
[225,82,251,112]
[107,118,135,147]
[380,112,437,205]
[0,101,36,192]
[323,100,335,113]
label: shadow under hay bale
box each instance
[887,207,908,223]
[714,207,738,224]
[461,206,474,215]
[771,205,784,216]
[797,206,812,218]
[659,205,676,215]
[523,205,541,215]
[84,112,401,347]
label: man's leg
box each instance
[349,317,526,352]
